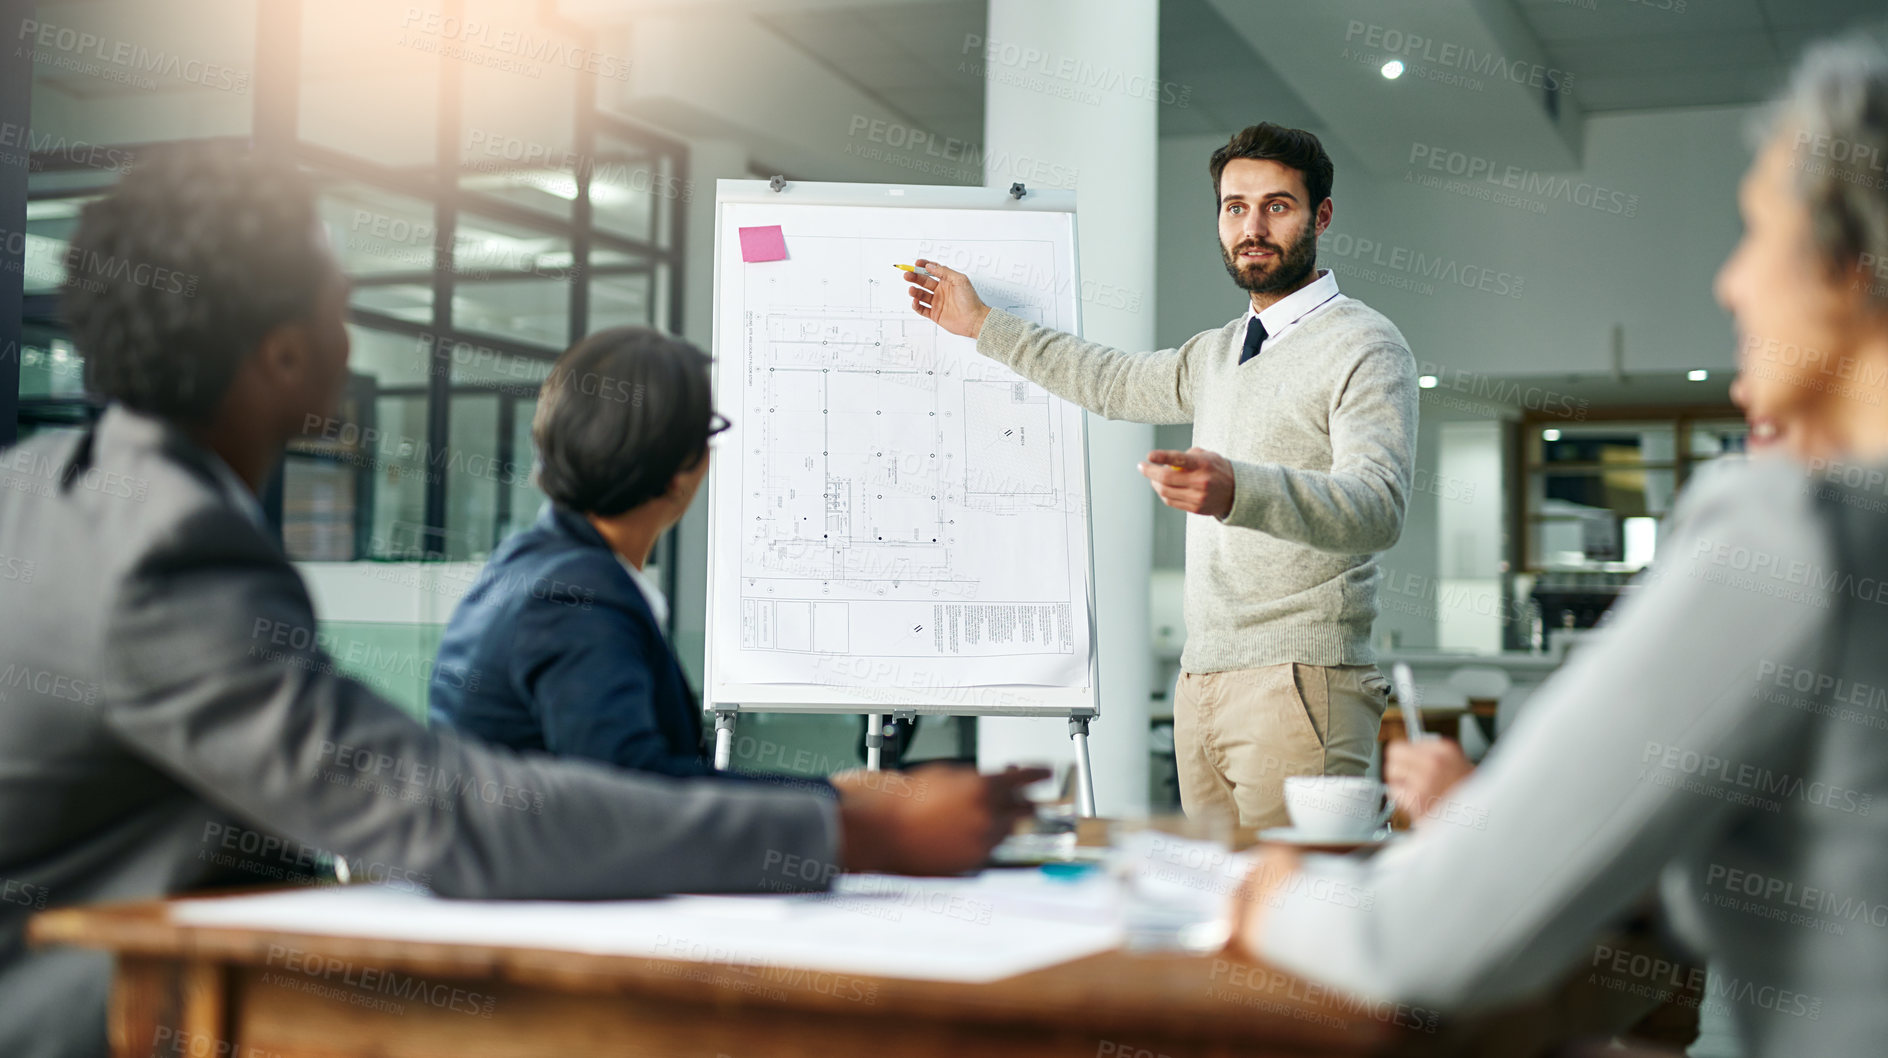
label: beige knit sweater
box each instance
[975,297,1418,671]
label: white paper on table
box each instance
[170,871,1124,985]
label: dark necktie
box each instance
[1239,315,1269,365]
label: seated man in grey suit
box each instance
[0,145,1043,1058]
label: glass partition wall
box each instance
[16,0,687,713]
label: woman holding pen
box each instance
[1234,39,1888,1058]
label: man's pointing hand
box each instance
[1138,447,1235,519]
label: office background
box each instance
[3,0,1883,813]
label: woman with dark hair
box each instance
[429,327,732,776]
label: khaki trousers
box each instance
[1173,664,1389,830]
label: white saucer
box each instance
[1255,826,1393,847]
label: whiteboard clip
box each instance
[1008,182,1026,200]
[768,175,787,193]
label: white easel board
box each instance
[704,179,1097,719]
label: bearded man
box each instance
[905,123,1418,829]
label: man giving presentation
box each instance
[905,123,1418,830]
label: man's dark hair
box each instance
[63,144,329,424]
[533,327,720,517]
[1209,123,1335,207]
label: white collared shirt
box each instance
[1241,268,1343,349]
[616,554,671,630]
[203,451,268,531]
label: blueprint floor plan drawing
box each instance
[709,195,1093,695]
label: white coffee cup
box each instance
[1282,776,1393,840]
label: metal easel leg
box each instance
[1069,715,1097,818]
[864,713,884,771]
[713,710,736,771]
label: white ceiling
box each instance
[749,0,1888,156]
[1514,0,1888,113]
[28,0,1888,152]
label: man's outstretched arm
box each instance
[101,503,1047,899]
[906,257,1197,424]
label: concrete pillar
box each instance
[675,138,749,685]
[975,0,1158,817]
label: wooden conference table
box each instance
[29,884,1498,1058]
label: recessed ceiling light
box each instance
[1687,369,1709,381]
[1542,428,1561,442]
[1381,60,1405,80]
[1417,374,1438,388]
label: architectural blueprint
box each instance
[709,197,1092,692]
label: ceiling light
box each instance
[1417,374,1438,389]
[1542,428,1561,442]
[1687,369,1709,381]
[1381,60,1405,80]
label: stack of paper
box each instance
[170,871,1126,984]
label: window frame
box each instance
[10,0,691,629]
[1511,404,1745,574]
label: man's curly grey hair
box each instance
[1761,37,1888,307]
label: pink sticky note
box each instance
[738,225,787,263]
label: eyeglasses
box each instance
[707,412,732,445]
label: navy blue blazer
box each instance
[429,503,715,777]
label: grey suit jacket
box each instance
[0,407,840,1058]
